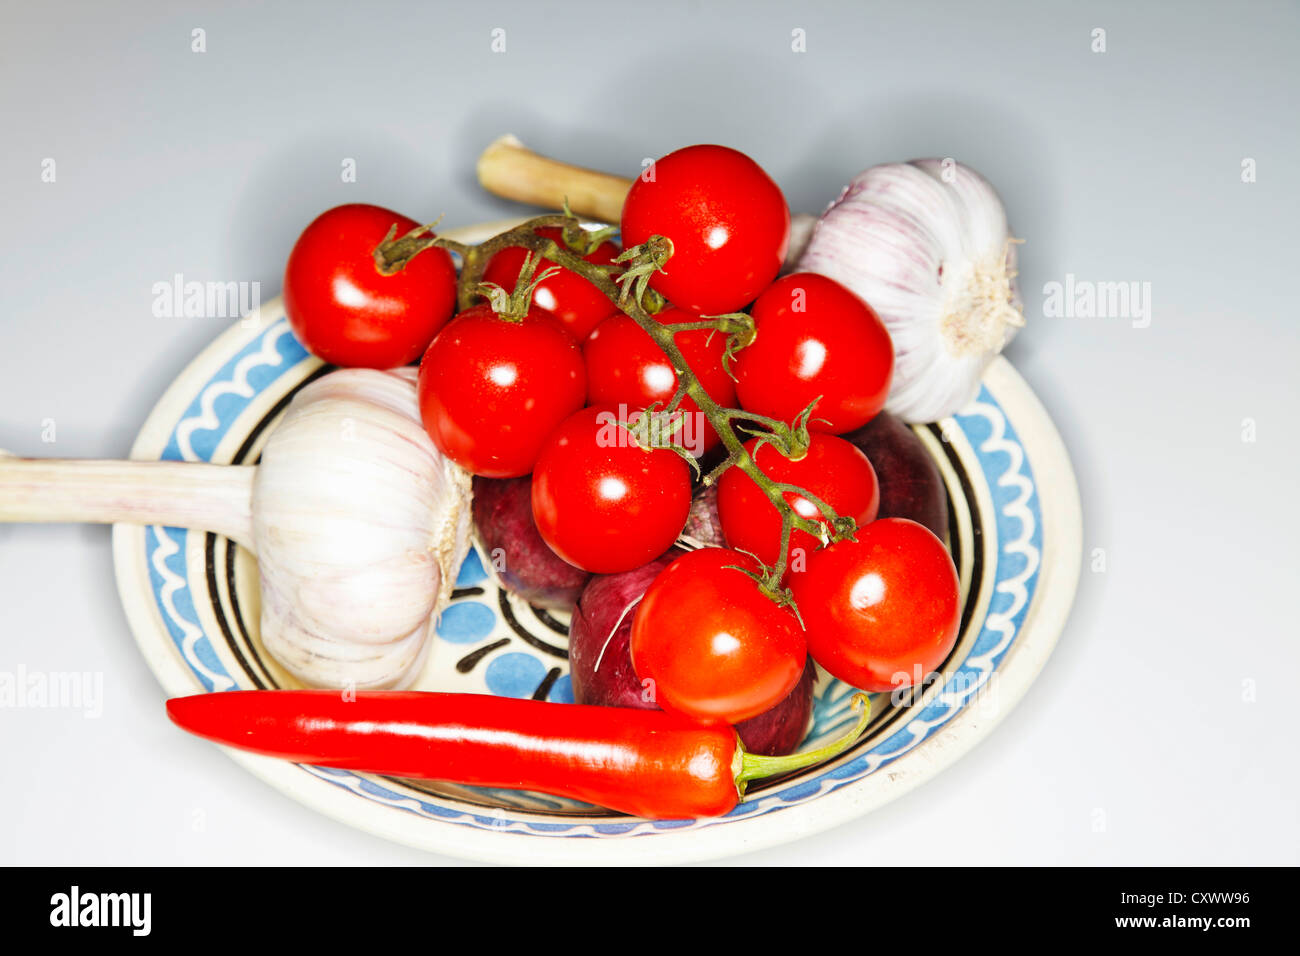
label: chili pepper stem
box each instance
[735,692,872,794]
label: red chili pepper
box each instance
[166,690,870,819]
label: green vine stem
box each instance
[382,213,856,595]
[736,692,872,794]
[475,251,563,321]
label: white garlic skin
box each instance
[252,367,472,689]
[797,159,1023,423]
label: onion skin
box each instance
[569,552,815,756]
[680,483,726,549]
[471,476,591,609]
[842,411,949,546]
[729,665,815,756]
[569,552,677,710]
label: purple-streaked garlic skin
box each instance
[471,475,591,610]
[779,212,818,274]
[798,159,1023,424]
[252,367,472,689]
[568,550,815,756]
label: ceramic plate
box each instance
[112,220,1082,864]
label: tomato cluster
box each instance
[281,144,960,737]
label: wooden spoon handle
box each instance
[0,454,256,551]
[476,134,633,224]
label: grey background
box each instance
[1,0,1297,865]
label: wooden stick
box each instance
[0,455,256,550]
[476,134,633,224]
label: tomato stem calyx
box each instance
[372,217,450,276]
[617,407,702,477]
[614,235,674,309]
[559,200,620,256]
[721,560,803,625]
[478,250,563,321]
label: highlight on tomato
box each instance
[417,302,586,478]
[630,547,807,726]
[480,226,622,342]
[716,433,880,570]
[732,272,894,434]
[582,306,738,455]
[530,405,692,574]
[620,144,790,315]
[284,204,458,368]
[788,518,960,693]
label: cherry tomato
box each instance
[583,307,737,455]
[716,433,880,568]
[417,304,585,478]
[620,145,789,315]
[630,548,806,725]
[480,226,622,342]
[284,204,457,368]
[788,518,960,692]
[530,405,691,573]
[732,272,894,434]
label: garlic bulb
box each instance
[252,367,472,688]
[797,159,1023,423]
[780,213,819,274]
[0,367,472,690]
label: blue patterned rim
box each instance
[141,315,1042,838]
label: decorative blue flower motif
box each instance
[455,547,489,587]
[484,652,546,698]
[436,602,495,643]
[548,674,574,704]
